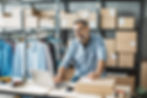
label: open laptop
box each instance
[31,70,55,88]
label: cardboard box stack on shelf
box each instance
[100,8,117,29]
[24,8,55,30]
[116,31,137,68]
[100,7,137,68]
[140,61,147,89]
[60,10,97,29]
[105,39,117,67]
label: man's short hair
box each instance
[74,19,88,26]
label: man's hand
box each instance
[87,72,100,80]
[54,67,66,84]
[54,75,63,84]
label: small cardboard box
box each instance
[118,52,135,68]
[140,61,147,89]
[116,31,137,53]
[2,7,21,30]
[100,8,117,17]
[101,16,116,29]
[100,8,117,29]
[24,9,38,29]
[105,39,117,67]
[60,12,77,29]
[107,75,135,92]
[106,52,117,67]
[105,39,116,52]
[88,12,97,29]
[75,78,115,95]
[118,17,135,30]
[40,10,55,19]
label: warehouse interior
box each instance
[0,0,147,98]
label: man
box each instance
[54,19,107,83]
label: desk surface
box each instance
[0,81,115,98]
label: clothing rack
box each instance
[0,0,61,82]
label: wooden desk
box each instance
[0,82,114,98]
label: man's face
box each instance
[73,23,90,44]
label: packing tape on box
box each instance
[119,18,125,26]
[110,9,115,17]
[130,41,136,47]
[111,53,117,60]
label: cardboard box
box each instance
[118,17,135,30]
[100,8,117,29]
[100,8,117,17]
[101,16,116,29]
[88,12,97,29]
[24,9,38,30]
[40,18,55,29]
[2,7,21,30]
[76,10,91,20]
[105,39,117,67]
[40,10,55,19]
[60,12,77,29]
[107,52,117,67]
[107,75,135,92]
[75,78,115,95]
[116,31,137,53]
[118,52,135,68]
[140,61,147,89]
[105,39,116,52]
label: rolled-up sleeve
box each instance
[96,35,107,61]
[60,41,76,68]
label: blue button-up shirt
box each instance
[0,40,13,76]
[60,33,107,78]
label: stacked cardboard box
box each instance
[107,74,135,92]
[100,8,117,29]
[24,9,38,30]
[2,7,21,30]
[105,39,117,67]
[39,10,55,29]
[140,61,147,89]
[75,78,115,95]
[118,16,135,30]
[116,31,137,68]
[60,11,78,29]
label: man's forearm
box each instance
[95,60,105,76]
[57,66,66,78]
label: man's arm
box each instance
[54,41,76,83]
[88,35,107,79]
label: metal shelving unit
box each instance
[100,0,145,88]
[60,0,145,89]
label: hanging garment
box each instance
[0,40,13,77]
[12,40,53,81]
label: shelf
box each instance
[103,0,140,2]
[106,67,137,74]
